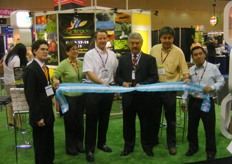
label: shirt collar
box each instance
[195,60,207,69]
[95,46,107,54]
[161,45,172,53]
[34,58,44,68]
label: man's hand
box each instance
[204,86,213,93]
[102,82,110,87]
[184,77,190,83]
[135,83,140,87]
[123,82,132,87]
[36,119,45,127]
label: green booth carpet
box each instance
[0,100,231,164]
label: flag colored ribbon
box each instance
[55,82,210,114]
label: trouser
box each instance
[64,95,85,153]
[187,96,216,155]
[84,93,114,153]
[157,91,177,148]
[32,124,54,164]
[122,92,156,151]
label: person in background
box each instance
[83,30,118,162]
[3,43,28,126]
[190,39,201,51]
[182,46,225,161]
[7,43,14,52]
[150,26,189,155]
[115,32,159,157]
[206,36,216,64]
[52,41,85,156]
[23,40,55,164]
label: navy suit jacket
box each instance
[23,60,54,127]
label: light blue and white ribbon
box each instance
[55,82,210,113]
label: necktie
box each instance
[132,54,137,70]
[42,63,48,80]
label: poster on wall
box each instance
[58,13,94,60]
[114,12,131,54]
[96,12,114,51]
[35,14,58,66]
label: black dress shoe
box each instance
[97,145,112,152]
[86,152,94,162]
[185,149,198,156]
[207,154,215,161]
[120,150,133,156]
[145,150,154,157]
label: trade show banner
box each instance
[96,12,115,50]
[132,12,151,54]
[35,14,58,66]
[58,13,94,60]
[54,0,86,10]
[114,12,131,54]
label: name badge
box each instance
[102,69,109,79]
[132,70,136,80]
[45,85,54,97]
[158,68,165,74]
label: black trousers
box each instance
[84,93,114,153]
[156,91,177,148]
[64,95,85,154]
[187,96,216,155]
[32,124,54,164]
[122,92,157,152]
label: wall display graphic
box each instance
[114,12,131,53]
[96,12,114,51]
[58,13,94,60]
[35,14,58,66]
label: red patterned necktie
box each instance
[132,54,137,70]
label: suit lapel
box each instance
[136,53,145,72]
[32,60,48,84]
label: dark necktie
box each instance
[132,54,137,70]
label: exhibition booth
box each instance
[33,6,152,73]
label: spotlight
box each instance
[154,10,158,16]
[74,8,78,15]
[113,8,118,13]
[29,12,33,17]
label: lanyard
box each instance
[95,48,108,68]
[161,49,171,64]
[194,62,208,85]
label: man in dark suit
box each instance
[206,36,216,64]
[23,40,55,164]
[115,32,159,157]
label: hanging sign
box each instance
[210,16,218,26]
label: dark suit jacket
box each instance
[115,52,158,86]
[23,60,54,127]
[207,41,216,57]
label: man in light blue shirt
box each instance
[182,46,225,161]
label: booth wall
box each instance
[0,0,227,32]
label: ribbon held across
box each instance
[55,82,210,114]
